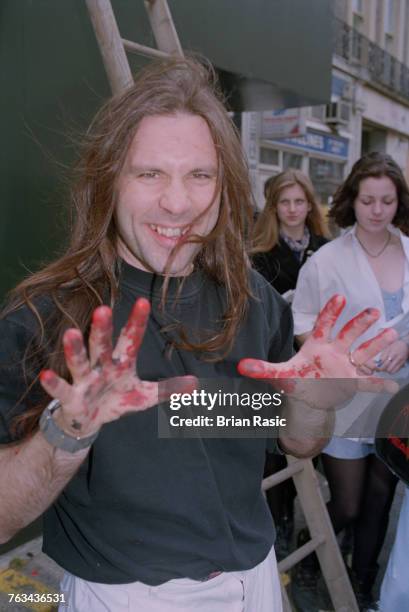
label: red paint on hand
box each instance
[237,359,276,378]
[313,356,323,370]
[92,306,112,327]
[312,294,346,340]
[63,330,84,359]
[119,389,146,407]
[39,369,58,388]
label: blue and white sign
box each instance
[261,108,307,139]
[273,129,349,158]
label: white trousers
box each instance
[59,545,283,612]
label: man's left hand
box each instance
[238,294,399,410]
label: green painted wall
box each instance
[0,0,332,300]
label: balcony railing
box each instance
[333,18,409,102]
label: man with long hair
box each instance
[0,58,397,611]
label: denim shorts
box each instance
[323,437,374,459]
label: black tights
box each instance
[322,452,398,584]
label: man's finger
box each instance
[335,308,380,350]
[356,377,399,394]
[63,329,91,382]
[353,328,398,365]
[39,369,73,405]
[113,298,150,366]
[238,358,297,379]
[89,306,114,368]
[311,295,346,342]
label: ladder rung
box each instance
[262,461,304,490]
[278,534,326,573]
[122,38,170,59]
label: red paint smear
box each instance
[312,327,325,339]
[39,369,58,388]
[119,389,146,407]
[63,332,83,359]
[357,339,372,351]
[314,372,322,378]
[279,367,297,378]
[313,295,346,339]
[90,407,99,421]
[31,570,38,576]
[92,306,112,327]
[298,364,315,377]
[135,298,151,316]
[338,308,380,341]
[313,356,323,370]
[388,436,409,459]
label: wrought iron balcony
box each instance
[333,18,409,102]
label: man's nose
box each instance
[159,178,190,216]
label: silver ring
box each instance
[348,351,358,367]
[374,357,383,367]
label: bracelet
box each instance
[39,399,99,453]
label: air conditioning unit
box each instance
[325,102,351,126]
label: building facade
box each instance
[244,0,409,210]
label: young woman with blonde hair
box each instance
[252,169,329,298]
[251,170,329,560]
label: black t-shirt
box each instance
[0,262,293,585]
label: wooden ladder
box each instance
[85,2,358,610]
[85,0,183,95]
[263,456,359,611]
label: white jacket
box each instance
[292,224,409,437]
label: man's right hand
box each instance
[39,298,197,439]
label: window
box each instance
[282,152,303,170]
[259,147,279,166]
[384,0,395,53]
[352,0,364,33]
[309,158,345,205]
[384,0,395,34]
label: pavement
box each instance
[0,538,63,612]
[0,478,404,612]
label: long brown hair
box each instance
[329,152,409,234]
[251,169,328,254]
[4,56,255,437]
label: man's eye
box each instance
[140,171,160,179]
[192,172,213,180]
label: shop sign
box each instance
[273,129,349,158]
[260,108,307,139]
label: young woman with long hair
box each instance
[252,169,329,298]
[251,170,329,559]
[292,152,409,610]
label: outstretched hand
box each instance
[39,298,197,438]
[238,295,399,411]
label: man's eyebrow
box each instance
[128,165,163,174]
[190,166,218,173]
